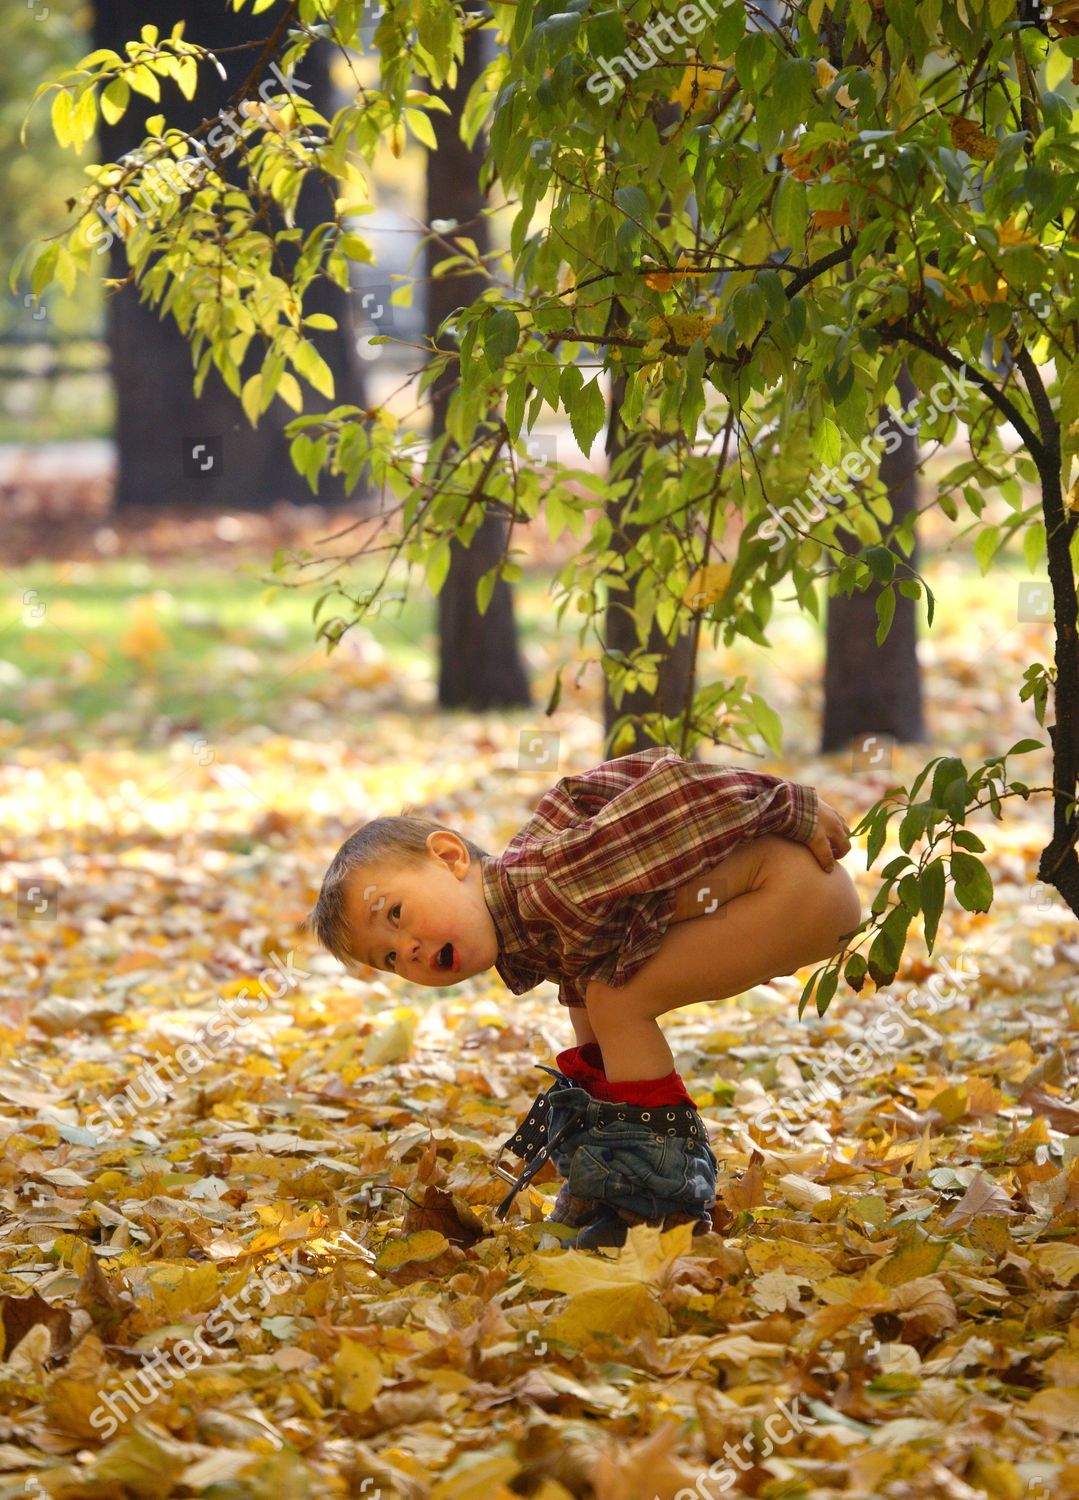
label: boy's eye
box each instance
[386,904,401,968]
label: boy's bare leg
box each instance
[569,1005,599,1047]
[584,835,862,1083]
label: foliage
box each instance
[17,0,1079,1005]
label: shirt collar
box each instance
[480,854,540,985]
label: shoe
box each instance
[565,1205,631,1249]
[547,1182,605,1229]
[566,1206,714,1250]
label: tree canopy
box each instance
[19,0,1079,1010]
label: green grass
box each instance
[0,535,1045,750]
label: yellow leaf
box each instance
[643,251,711,291]
[1026,1388,1079,1431]
[374,1230,450,1270]
[646,311,718,344]
[1065,476,1079,514]
[744,1238,838,1277]
[876,1239,947,1287]
[949,115,997,160]
[669,59,730,112]
[363,1011,415,1065]
[683,563,734,609]
[966,1447,1025,1498]
[911,1123,934,1172]
[546,1283,668,1347]
[119,597,170,664]
[333,1337,383,1414]
[816,58,838,89]
[812,207,851,229]
[522,1221,695,1294]
[429,1456,523,1499]
[931,1082,967,1123]
[1033,1243,1079,1286]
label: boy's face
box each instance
[342,832,500,986]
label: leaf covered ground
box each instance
[2,514,1079,1499]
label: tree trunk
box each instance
[821,365,926,753]
[602,365,698,761]
[92,0,365,511]
[601,93,697,762]
[426,27,531,711]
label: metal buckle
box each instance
[492,1146,522,1186]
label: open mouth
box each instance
[436,942,454,971]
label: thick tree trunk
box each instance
[92,0,365,511]
[821,365,926,752]
[426,27,531,711]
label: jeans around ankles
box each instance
[545,1074,719,1223]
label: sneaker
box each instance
[547,1182,605,1229]
[567,1206,714,1251]
[565,1205,631,1250]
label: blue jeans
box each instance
[545,1071,719,1223]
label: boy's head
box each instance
[303,815,499,986]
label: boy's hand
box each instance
[807,799,852,871]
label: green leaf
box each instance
[292,339,335,399]
[920,859,946,951]
[774,174,808,246]
[950,851,993,913]
[951,829,985,852]
[241,373,262,427]
[930,757,965,804]
[404,107,438,150]
[50,88,75,149]
[569,376,607,458]
[483,308,520,370]
[101,77,130,126]
[875,585,895,646]
[814,965,839,1017]
[866,903,912,986]
[426,536,452,595]
[844,951,868,992]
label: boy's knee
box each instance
[584,980,642,1029]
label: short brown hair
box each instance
[302,814,490,969]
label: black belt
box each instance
[492,1063,707,1220]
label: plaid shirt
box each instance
[480,746,819,1008]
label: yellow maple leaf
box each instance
[546,1283,668,1347]
[521,1219,695,1294]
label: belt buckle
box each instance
[492,1146,521,1186]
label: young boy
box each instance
[304,745,860,1247]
